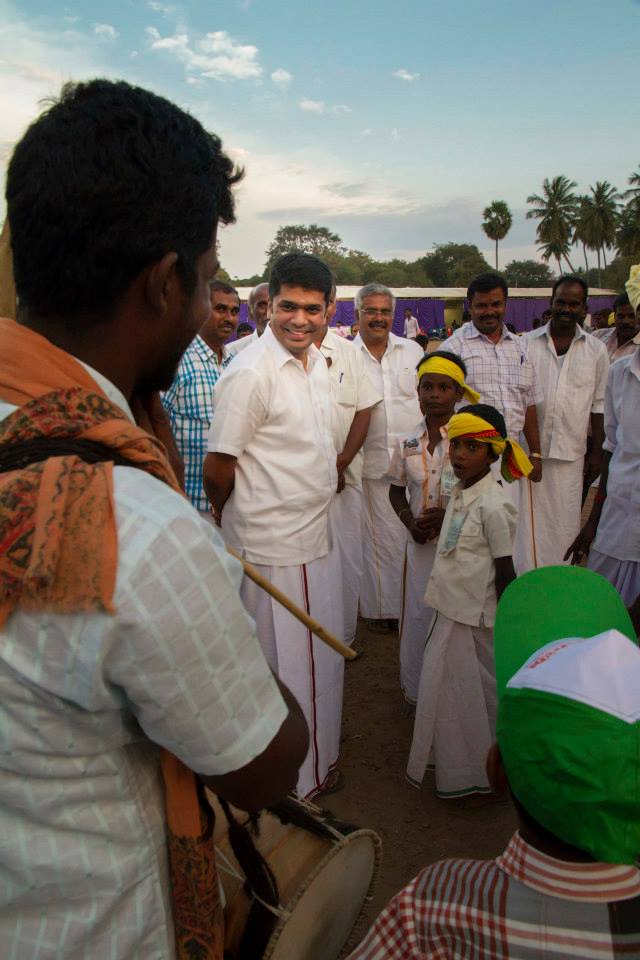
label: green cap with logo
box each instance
[494,566,639,864]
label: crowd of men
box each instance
[1,78,640,959]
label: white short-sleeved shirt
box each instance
[404,316,420,339]
[226,328,259,358]
[425,471,517,627]
[319,329,382,491]
[591,327,640,364]
[0,368,287,960]
[525,324,609,461]
[208,325,337,566]
[386,420,456,517]
[592,349,640,562]
[442,323,542,439]
[353,333,424,480]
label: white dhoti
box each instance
[240,555,345,800]
[328,485,363,645]
[399,540,437,704]
[407,614,496,798]
[360,477,407,620]
[514,457,584,572]
[587,549,640,605]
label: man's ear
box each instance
[145,252,180,314]
[486,742,509,795]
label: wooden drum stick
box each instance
[227,547,356,661]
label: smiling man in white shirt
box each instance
[353,284,424,630]
[515,276,609,569]
[205,252,345,798]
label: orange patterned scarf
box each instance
[0,317,224,960]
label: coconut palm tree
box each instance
[481,201,512,270]
[573,183,620,286]
[623,164,640,203]
[526,175,578,275]
[573,195,592,273]
[616,202,640,257]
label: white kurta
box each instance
[328,486,363,644]
[516,326,608,571]
[354,333,423,620]
[240,556,344,799]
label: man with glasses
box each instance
[353,284,423,631]
[163,279,240,515]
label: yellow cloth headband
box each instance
[416,355,480,404]
[447,411,533,483]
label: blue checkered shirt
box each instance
[162,335,230,511]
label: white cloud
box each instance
[270,68,292,90]
[361,128,373,136]
[391,127,400,140]
[392,68,419,82]
[146,0,176,13]
[146,26,262,81]
[94,23,118,41]
[331,104,351,115]
[299,98,324,113]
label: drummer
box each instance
[0,79,309,960]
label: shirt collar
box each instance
[464,322,516,344]
[262,323,321,371]
[192,334,227,366]
[540,322,586,344]
[75,358,134,422]
[353,330,401,358]
[497,832,640,903]
[457,470,497,506]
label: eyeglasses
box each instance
[361,308,393,318]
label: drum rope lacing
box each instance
[214,847,293,922]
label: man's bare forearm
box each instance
[522,404,541,454]
[203,451,236,515]
[339,406,373,470]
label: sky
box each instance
[0,0,639,277]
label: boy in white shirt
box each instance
[407,404,532,797]
[388,352,478,704]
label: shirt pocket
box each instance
[397,368,417,397]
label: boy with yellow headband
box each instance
[387,351,478,704]
[407,402,532,797]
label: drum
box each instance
[208,793,381,960]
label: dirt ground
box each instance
[327,618,517,955]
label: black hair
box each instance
[7,79,243,322]
[467,273,508,301]
[268,252,333,305]
[613,291,631,310]
[210,280,239,298]
[458,403,507,439]
[417,349,467,377]
[506,322,516,334]
[414,333,429,350]
[551,274,588,302]
[236,321,253,335]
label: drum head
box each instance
[265,828,381,960]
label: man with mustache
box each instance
[353,283,423,631]
[515,276,609,569]
[591,292,640,363]
[162,280,240,514]
[442,274,543,478]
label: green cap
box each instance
[494,566,639,864]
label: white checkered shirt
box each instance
[162,335,230,511]
[0,377,287,960]
[442,323,543,439]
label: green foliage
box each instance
[504,260,554,287]
[418,243,492,287]
[264,224,344,273]
[616,202,640,257]
[527,175,579,274]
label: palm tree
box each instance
[573,195,592,273]
[573,183,620,286]
[481,201,512,270]
[526,175,578,275]
[623,164,640,203]
[616,202,640,257]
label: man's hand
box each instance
[583,450,602,489]
[529,458,543,483]
[564,519,598,565]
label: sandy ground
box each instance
[327,618,517,956]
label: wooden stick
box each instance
[227,547,356,661]
[527,479,538,569]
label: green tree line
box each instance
[224,163,640,291]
